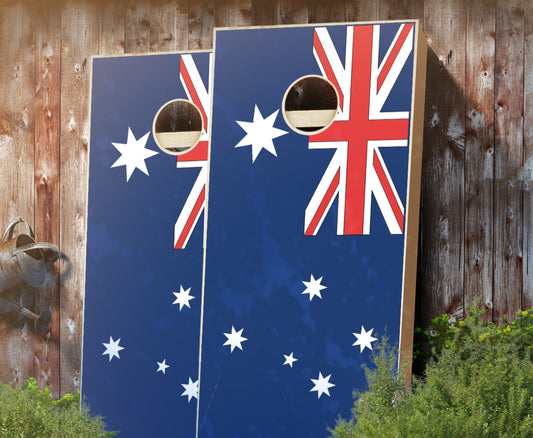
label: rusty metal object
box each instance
[0,218,60,333]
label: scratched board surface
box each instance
[83,52,210,437]
[198,22,423,437]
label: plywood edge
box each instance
[399,21,427,381]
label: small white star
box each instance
[111,127,158,181]
[223,326,248,353]
[102,336,124,362]
[235,105,288,162]
[172,285,195,310]
[181,377,198,402]
[283,352,298,368]
[352,326,378,353]
[310,372,335,399]
[302,274,327,301]
[156,359,170,374]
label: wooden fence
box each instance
[0,0,531,398]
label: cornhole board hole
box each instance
[83,50,211,437]
[198,21,426,437]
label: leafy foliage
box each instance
[330,305,533,438]
[0,378,116,437]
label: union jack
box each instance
[305,24,414,236]
[174,54,211,249]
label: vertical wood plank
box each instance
[34,0,61,397]
[379,0,424,20]
[308,0,345,23]
[419,0,466,326]
[98,0,126,55]
[150,0,188,52]
[493,0,524,322]
[188,0,214,50]
[252,0,276,25]
[125,0,150,53]
[60,0,99,396]
[214,0,252,28]
[524,0,533,311]
[345,0,378,22]
[464,0,495,318]
[0,1,36,388]
[276,0,308,24]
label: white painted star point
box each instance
[102,336,124,362]
[310,372,335,399]
[353,326,377,352]
[302,274,327,301]
[111,127,158,181]
[172,285,195,310]
[181,377,198,402]
[235,105,288,162]
[283,352,298,368]
[156,359,170,374]
[223,326,248,352]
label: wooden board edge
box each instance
[399,21,427,381]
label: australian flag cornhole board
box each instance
[83,51,211,437]
[198,21,426,436]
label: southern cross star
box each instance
[102,336,124,362]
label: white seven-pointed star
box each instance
[223,326,248,352]
[172,285,195,310]
[181,377,199,402]
[235,105,288,162]
[156,359,170,374]
[283,352,298,368]
[102,336,124,362]
[353,326,378,353]
[302,274,327,301]
[111,127,158,181]
[310,372,335,399]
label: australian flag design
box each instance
[197,22,422,437]
[83,51,210,437]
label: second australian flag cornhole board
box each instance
[83,51,211,437]
[198,21,426,436]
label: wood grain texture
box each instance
[493,0,524,323]
[214,0,252,27]
[0,1,36,388]
[34,0,61,397]
[125,0,150,53]
[98,0,126,55]
[252,0,276,25]
[276,0,308,24]
[464,0,495,319]
[59,0,98,395]
[308,0,345,23]
[188,0,214,49]
[419,0,466,326]
[150,0,188,52]
[345,0,378,22]
[524,0,533,311]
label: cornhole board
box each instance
[83,50,211,437]
[198,21,426,437]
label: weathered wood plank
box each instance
[214,0,252,27]
[188,0,214,50]
[125,0,150,53]
[59,0,99,396]
[524,0,533,311]
[464,0,495,319]
[419,0,466,326]
[379,0,424,21]
[345,0,378,22]
[0,1,36,389]
[308,0,345,23]
[252,0,276,25]
[34,0,61,397]
[98,0,126,55]
[150,0,188,52]
[493,0,524,322]
[276,0,308,24]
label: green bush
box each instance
[330,305,533,438]
[0,378,116,437]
